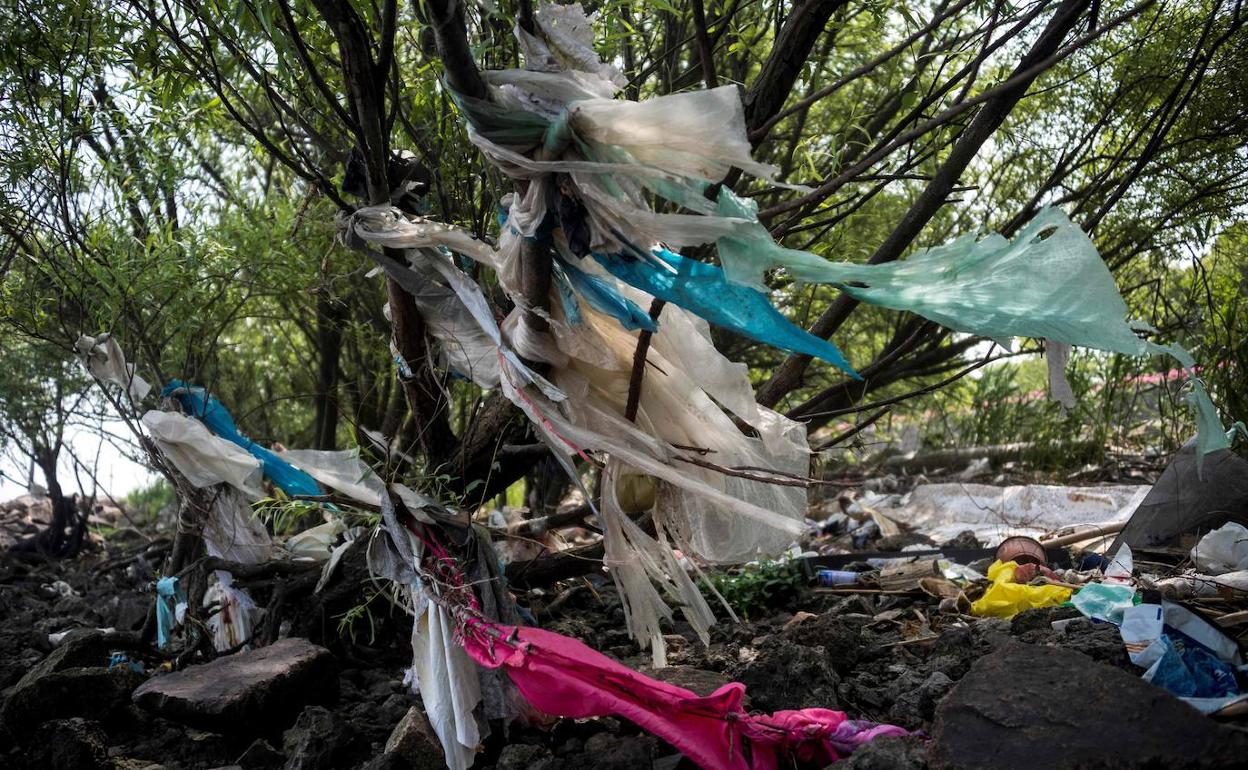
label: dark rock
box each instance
[838,736,929,770]
[383,706,444,770]
[496,743,555,770]
[888,671,953,726]
[782,612,870,673]
[132,638,337,732]
[18,718,111,770]
[930,641,1248,769]
[575,732,660,770]
[733,637,839,711]
[236,739,284,770]
[1052,618,1130,667]
[282,706,350,770]
[648,666,732,697]
[1,630,146,737]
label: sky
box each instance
[0,419,156,504]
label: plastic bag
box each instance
[1070,582,1137,624]
[969,560,1072,618]
[163,382,322,498]
[141,411,263,499]
[74,332,150,402]
[1190,522,1248,575]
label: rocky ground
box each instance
[2,525,1247,770]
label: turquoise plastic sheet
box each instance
[449,83,1236,458]
[162,381,323,498]
[557,257,657,332]
[593,249,857,377]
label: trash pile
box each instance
[800,438,1248,720]
[4,4,1245,770]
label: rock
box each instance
[838,736,929,770]
[21,718,111,770]
[282,706,350,770]
[1,630,146,737]
[383,706,444,770]
[1052,618,1130,667]
[732,637,839,711]
[496,743,555,770]
[576,733,660,770]
[236,739,284,770]
[782,612,871,674]
[132,638,336,732]
[930,641,1248,769]
[648,666,733,697]
[888,671,953,726]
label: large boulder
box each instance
[929,641,1248,769]
[132,638,336,732]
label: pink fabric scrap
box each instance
[460,618,907,770]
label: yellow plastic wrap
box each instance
[970,560,1072,618]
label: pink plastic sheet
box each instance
[460,618,905,769]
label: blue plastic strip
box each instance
[559,258,657,332]
[162,380,323,498]
[592,249,858,377]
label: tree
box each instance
[0,337,96,555]
[2,0,1245,514]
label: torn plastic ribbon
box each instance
[555,257,656,332]
[592,248,856,376]
[155,575,186,649]
[162,381,322,498]
[461,616,907,770]
[140,410,264,500]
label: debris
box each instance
[870,482,1150,545]
[969,561,1072,618]
[994,535,1047,566]
[1069,582,1137,624]
[1190,522,1248,574]
[131,638,337,731]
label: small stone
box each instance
[282,706,349,770]
[838,736,929,770]
[236,739,283,770]
[383,706,444,770]
[496,743,554,770]
[132,638,336,732]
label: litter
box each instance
[970,560,1072,618]
[155,575,187,649]
[1190,522,1248,575]
[1070,582,1137,624]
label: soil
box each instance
[1,523,1244,770]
